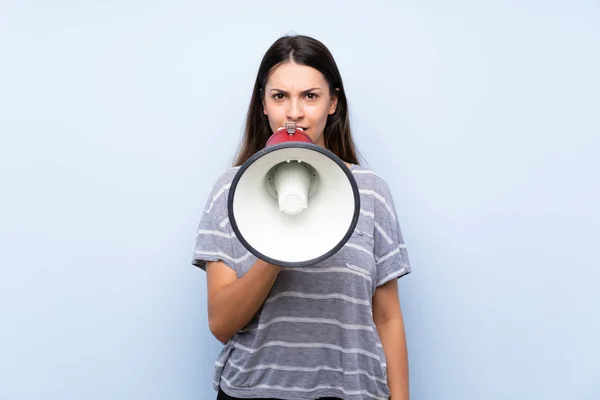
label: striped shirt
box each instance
[192,163,411,400]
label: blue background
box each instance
[1,1,598,399]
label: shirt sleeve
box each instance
[372,178,412,287]
[191,175,236,272]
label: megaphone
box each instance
[228,122,360,267]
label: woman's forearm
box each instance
[208,259,280,342]
[377,317,409,400]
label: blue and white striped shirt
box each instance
[192,164,411,400]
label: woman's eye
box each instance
[271,93,317,101]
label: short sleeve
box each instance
[191,174,237,271]
[372,179,412,287]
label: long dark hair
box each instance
[233,34,360,167]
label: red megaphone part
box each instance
[265,122,313,147]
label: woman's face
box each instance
[262,61,338,148]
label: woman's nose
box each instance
[287,99,304,121]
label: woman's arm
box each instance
[372,279,409,400]
[206,259,280,343]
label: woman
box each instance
[192,34,412,400]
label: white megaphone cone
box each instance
[227,122,360,267]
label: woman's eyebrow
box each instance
[270,87,323,95]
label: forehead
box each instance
[265,62,328,90]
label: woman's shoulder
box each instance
[209,166,240,191]
[350,164,393,195]
[201,166,241,215]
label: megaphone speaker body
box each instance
[228,127,360,268]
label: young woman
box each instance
[193,34,412,400]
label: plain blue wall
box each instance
[1,1,598,399]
